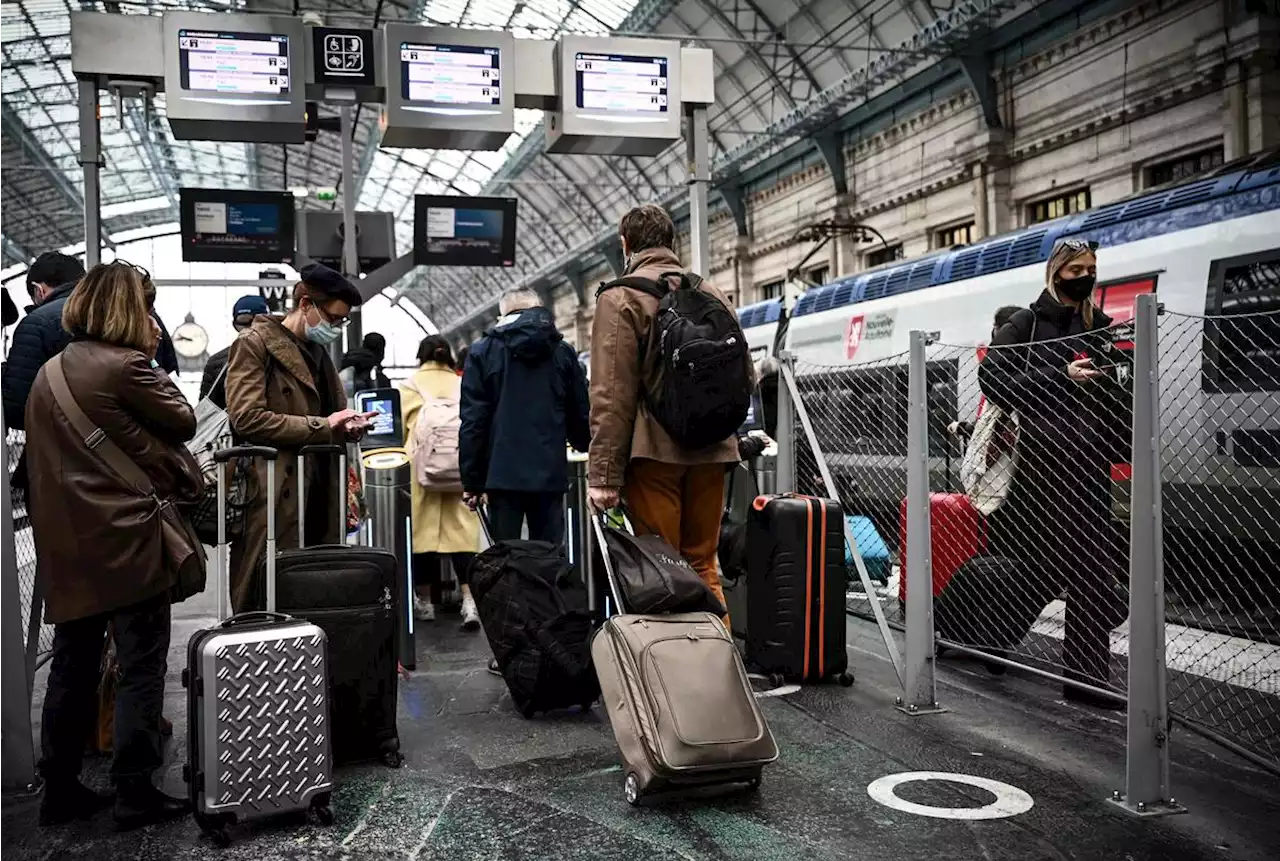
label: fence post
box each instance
[1109,292,1184,818]
[900,330,944,715]
[775,350,796,494]
[1,416,38,791]
[778,356,906,689]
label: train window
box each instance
[866,243,904,268]
[935,222,975,249]
[1203,250,1280,393]
[1144,145,1224,189]
[1028,188,1090,225]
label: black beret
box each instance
[299,262,362,307]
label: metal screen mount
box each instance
[779,355,905,689]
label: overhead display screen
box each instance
[179,188,295,264]
[413,195,516,267]
[574,52,667,113]
[400,43,500,106]
[178,29,290,95]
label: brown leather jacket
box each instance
[587,246,742,488]
[25,339,202,624]
[224,316,345,611]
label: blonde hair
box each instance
[1045,241,1098,328]
[61,262,153,352]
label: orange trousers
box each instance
[624,458,730,627]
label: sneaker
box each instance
[487,657,501,677]
[460,595,481,632]
[113,781,190,832]
[39,780,113,827]
[413,596,435,622]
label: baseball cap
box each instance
[232,295,270,317]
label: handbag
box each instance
[184,364,252,545]
[961,318,1036,515]
[46,354,208,604]
[86,628,118,756]
[595,509,726,616]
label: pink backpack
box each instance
[403,377,463,492]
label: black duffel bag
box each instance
[594,512,727,616]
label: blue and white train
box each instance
[738,152,1280,603]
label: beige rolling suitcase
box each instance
[590,515,778,805]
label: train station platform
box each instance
[3,581,1277,861]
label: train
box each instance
[739,151,1280,612]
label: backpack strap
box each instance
[596,275,667,301]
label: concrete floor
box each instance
[4,580,1278,861]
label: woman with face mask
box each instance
[977,239,1131,709]
[223,263,375,612]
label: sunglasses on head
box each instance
[1059,239,1099,254]
[109,259,151,282]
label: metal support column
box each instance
[78,80,102,267]
[340,105,363,350]
[775,352,796,494]
[1109,294,1185,818]
[2,411,38,791]
[779,358,905,688]
[899,330,944,715]
[686,106,711,275]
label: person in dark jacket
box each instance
[2,252,86,432]
[459,287,590,545]
[339,332,391,400]
[978,238,1130,709]
[199,294,269,407]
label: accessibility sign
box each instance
[312,27,375,88]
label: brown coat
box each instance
[25,339,203,624]
[587,246,741,488]
[224,316,344,612]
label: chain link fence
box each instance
[788,354,911,628]
[923,329,1133,695]
[1157,308,1279,765]
[6,430,53,666]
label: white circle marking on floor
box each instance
[866,771,1034,820]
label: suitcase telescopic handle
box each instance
[295,444,348,548]
[590,512,628,617]
[299,443,344,456]
[214,445,278,464]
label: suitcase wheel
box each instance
[196,812,232,848]
[312,803,334,827]
[623,772,641,806]
[768,672,786,689]
[746,775,762,792]
[838,671,855,687]
[382,749,405,768]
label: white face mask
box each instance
[303,304,342,346]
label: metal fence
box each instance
[779,294,1280,801]
[6,430,52,668]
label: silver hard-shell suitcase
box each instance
[182,445,334,847]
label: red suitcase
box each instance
[898,493,985,602]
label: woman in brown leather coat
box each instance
[25,262,203,830]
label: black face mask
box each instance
[1056,273,1096,303]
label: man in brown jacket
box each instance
[587,204,743,615]
[224,264,373,612]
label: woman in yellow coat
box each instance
[399,336,481,629]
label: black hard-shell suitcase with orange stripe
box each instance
[745,494,854,686]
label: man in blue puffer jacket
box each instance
[459,287,591,545]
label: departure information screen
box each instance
[400,43,500,105]
[192,201,280,251]
[413,195,516,268]
[574,52,667,112]
[178,29,290,95]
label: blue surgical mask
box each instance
[304,305,342,346]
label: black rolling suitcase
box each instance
[746,494,854,686]
[274,444,403,767]
[468,512,600,718]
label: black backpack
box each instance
[467,540,600,718]
[599,271,752,450]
